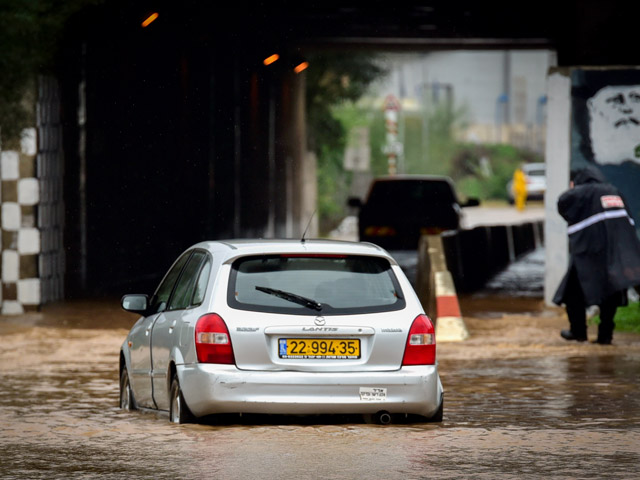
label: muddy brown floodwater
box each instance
[1,298,639,479]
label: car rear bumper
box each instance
[526,191,545,200]
[178,364,443,418]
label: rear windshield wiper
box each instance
[255,286,323,311]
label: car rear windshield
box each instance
[526,168,545,177]
[228,255,406,315]
[366,180,457,209]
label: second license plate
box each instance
[278,338,360,359]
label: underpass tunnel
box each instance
[2,1,639,311]
[56,2,315,297]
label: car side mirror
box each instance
[347,197,363,208]
[461,198,480,207]
[121,294,149,314]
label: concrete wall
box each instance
[369,50,555,153]
[374,51,555,126]
[37,77,65,305]
[569,68,640,228]
[440,221,544,294]
[0,77,65,314]
[544,70,572,305]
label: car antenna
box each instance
[301,210,317,244]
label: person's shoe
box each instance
[591,338,612,345]
[561,329,587,342]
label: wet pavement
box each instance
[1,298,639,479]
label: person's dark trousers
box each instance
[564,269,588,340]
[597,294,618,344]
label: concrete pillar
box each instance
[281,69,316,238]
[544,69,572,305]
[0,128,40,314]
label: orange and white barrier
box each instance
[416,234,469,342]
[434,270,469,342]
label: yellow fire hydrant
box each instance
[513,168,527,211]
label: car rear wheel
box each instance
[169,377,193,424]
[119,366,137,411]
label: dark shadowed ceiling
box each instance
[121,0,640,65]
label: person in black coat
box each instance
[553,166,640,344]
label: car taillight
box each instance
[195,314,235,364]
[402,314,436,365]
[364,226,397,237]
[420,227,445,235]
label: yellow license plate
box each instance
[278,338,360,359]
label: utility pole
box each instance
[382,94,402,175]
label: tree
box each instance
[0,0,100,141]
[306,52,385,155]
[305,51,386,233]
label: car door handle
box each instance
[169,320,177,333]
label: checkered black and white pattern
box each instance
[1,135,40,314]
[0,77,65,314]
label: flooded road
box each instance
[1,299,640,479]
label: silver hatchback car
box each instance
[119,239,443,424]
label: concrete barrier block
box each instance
[434,270,469,342]
[487,225,510,272]
[436,316,470,342]
[416,235,433,315]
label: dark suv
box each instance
[348,175,479,249]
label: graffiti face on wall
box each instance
[571,69,640,234]
[588,85,640,165]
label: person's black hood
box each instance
[571,166,607,185]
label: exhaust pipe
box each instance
[375,411,392,425]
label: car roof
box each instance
[522,163,545,171]
[371,174,455,184]
[188,239,398,265]
[365,174,459,204]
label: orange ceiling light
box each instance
[263,54,280,66]
[294,61,309,74]
[141,12,159,28]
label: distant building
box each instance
[368,50,557,152]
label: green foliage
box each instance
[306,54,547,231]
[451,144,542,201]
[423,102,470,176]
[368,110,390,176]
[316,142,352,234]
[369,99,471,177]
[313,77,543,230]
[306,52,385,155]
[367,97,540,203]
[305,52,386,233]
[0,0,102,140]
